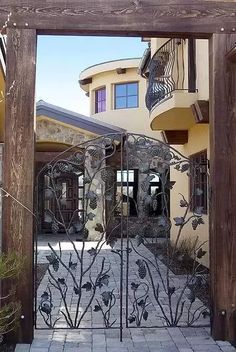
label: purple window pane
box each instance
[101,89,106,100]
[101,100,106,112]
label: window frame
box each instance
[189,149,208,215]
[114,82,139,110]
[115,169,138,217]
[95,86,106,113]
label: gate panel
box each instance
[125,134,210,328]
[35,134,124,332]
[35,133,210,337]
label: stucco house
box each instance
[79,41,209,267]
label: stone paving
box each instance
[15,236,236,352]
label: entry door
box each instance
[42,173,83,232]
[55,174,79,227]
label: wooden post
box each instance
[209,33,236,342]
[2,28,37,343]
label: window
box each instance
[148,173,162,217]
[114,82,138,109]
[116,169,138,216]
[190,150,208,214]
[95,87,106,113]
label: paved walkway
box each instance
[16,236,236,352]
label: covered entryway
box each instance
[0,0,236,345]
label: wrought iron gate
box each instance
[35,133,210,338]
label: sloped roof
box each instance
[36,100,125,135]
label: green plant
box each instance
[172,237,199,267]
[0,252,24,340]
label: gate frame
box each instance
[0,0,236,343]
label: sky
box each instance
[36,36,148,116]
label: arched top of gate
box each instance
[36,132,193,180]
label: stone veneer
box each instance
[36,119,95,146]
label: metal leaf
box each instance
[52,259,59,272]
[88,147,100,158]
[128,315,136,324]
[41,302,52,315]
[86,191,97,200]
[87,247,97,256]
[192,217,204,230]
[143,310,148,321]
[88,212,96,221]
[46,254,56,265]
[74,287,80,295]
[83,176,91,184]
[197,248,207,259]
[136,259,147,279]
[174,217,184,226]
[58,278,65,285]
[94,305,102,312]
[106,238,117,248]
[202,310,210,319]
[99,274,109,287]
[180,199,188,207]
[41,291,49,300]
[69,261,77,270]
[181,163,190,172]
[187,291,195,303]
[131,282,139,290]
[89,198,97,210]
[168,286,175,296]
[102,291,111,306]
[101,168,115,183]
[165,180,176,190]
[138,299,145,308]
[136,234,144,247]
[82,282,92,291]
[95,223,104,233]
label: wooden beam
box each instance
[191,100,209,123]
[161,130,188,144]
[79,77,92,86]
[0,1,236,36]
[209,33,236,342]
[116,68,127,74]
[2,28,36,343]
[226,46,236,63]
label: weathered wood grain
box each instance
[209,33,236,341]
[2,28,36,343]
[0,1,236,36]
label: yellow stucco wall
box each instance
[80,59,162,139]
[170,124,210,267]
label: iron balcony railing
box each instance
[145,38,196,112]
[0,34,6,74]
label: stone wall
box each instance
[36,119,95,146]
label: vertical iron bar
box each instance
[34,172,40,329]
[119,133,124,342]
[188,38,196,93]
[125,133,130,328]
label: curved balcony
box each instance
[145,39,198,135]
